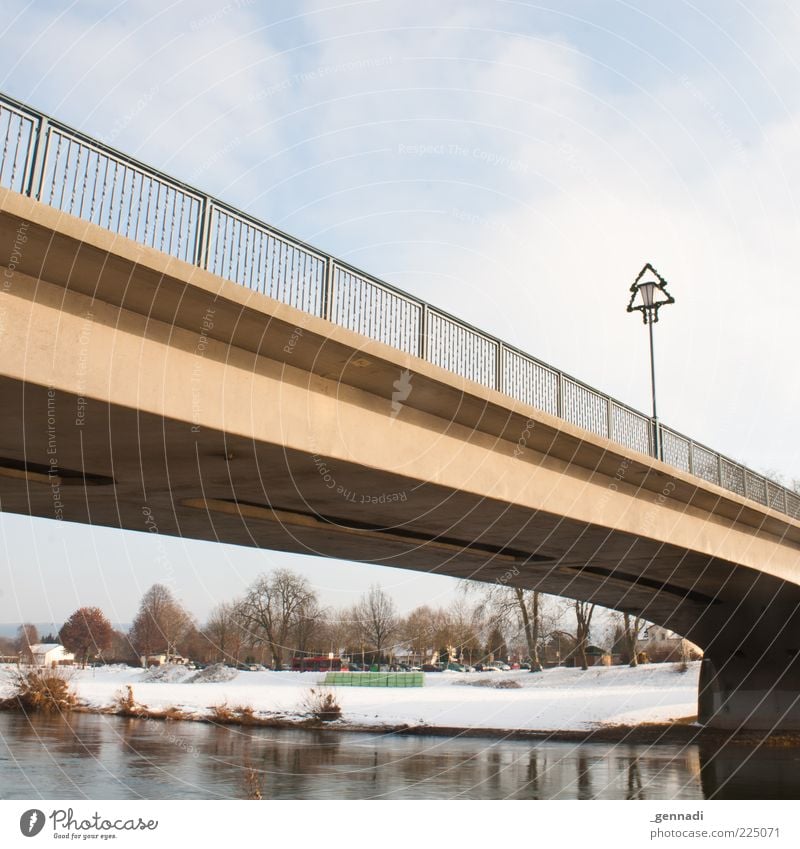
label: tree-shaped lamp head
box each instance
[627,263,675,324]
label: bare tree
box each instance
[623,612,646,667]
[513,588,543,669]
[16,623,39,658]
[128,584,193,661]
[293,597,327,656]
[353,585,398,662]
[237,569,317,668]
[485,623,508,663]
[462,580,560,669]
[574,601,596,670]
[203,601,246,664]
[399,604,438,663]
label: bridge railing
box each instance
[2,92,797,520]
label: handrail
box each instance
[1,90,796,520]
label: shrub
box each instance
[0,668,76,714]
[303,688,342,722]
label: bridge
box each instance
[1,91,799,732]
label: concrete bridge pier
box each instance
[696,601,800,732]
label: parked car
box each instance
[445,662,466,672]
[421,663,442,672]
[483,665,504,673]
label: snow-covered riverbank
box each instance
[1,661,700,733]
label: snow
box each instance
[186,662,238,684]
[0,662,700,732]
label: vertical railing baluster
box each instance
[323,257,334,322]
[495,341,503,392]
[26,116,49,200]
[194,196,212,268]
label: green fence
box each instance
[323,672,424,687]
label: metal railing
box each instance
[2,91,797,520]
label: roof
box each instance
[30,643,65,653]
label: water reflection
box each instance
[626,757,644,800]
[700,742,800,799]
[0,712,796,799]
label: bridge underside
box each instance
[2,191,800,732]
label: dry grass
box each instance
[158,705,188,720]
[302,688,342,722]
[113,685,144,716]
[0,668,76,714]
[210,702,256,725]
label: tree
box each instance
[59,607,113,667]
[623,612,646,667]
[400,605,439,664]
[128,584,193,661]
[319,606,361,660]
[293,597,326,656]
[107,629,137,664]
[513,588,543,668]
[444,600,484,665]
[202,601,246,664]
[485,624,508,663]
[353,585,398,662]
[237,569,317,668]
[460,580,563,670]
[574,601,596,670]
[16,623,39,656]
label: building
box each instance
[28,643,75,667]
[637,626,703,662]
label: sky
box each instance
[1,0,799,628]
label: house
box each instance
[28,643,75,667]
[141,653,189,667]
[637,626,703,662]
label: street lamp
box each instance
[626,263,674,460]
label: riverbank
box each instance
[1,661,701,740]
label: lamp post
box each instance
[626,263,675,460]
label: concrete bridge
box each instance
[1,92,799,732]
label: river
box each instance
[1,712,797,799]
